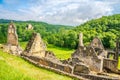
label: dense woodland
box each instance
[0,14,120,49]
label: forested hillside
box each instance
[0,19,72,44]
[43,14,120,49]
[73,14,120,48]
[0,14,120,49]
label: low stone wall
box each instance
[21,54,87,80]
[103,58,118,72]
[21,54,120,80]
[39,58,72,73]
[78,74,119,80]
[22,54,72,73]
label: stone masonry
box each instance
[26,24,33,30]
[78,33,84,47]
[23,33,46,57]
[21,32,120,80]
[3,22,22,55]
[7,22,18,46]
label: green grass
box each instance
[0,50,73,80]
[47,44,74,60]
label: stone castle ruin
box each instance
[2,22,120,80]
[3,22,22,55]
[26,24,33,30]
[21,32,120,80]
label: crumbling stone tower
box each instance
[4,22,22,55]
[78,33,84,47]
[7,22,18,46]
[26,24,33,30]
[23,33,46,57]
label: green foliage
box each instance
[0,14,120,49]
[72,14,120,49]
[47,44,74,60]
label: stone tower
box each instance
[78,33,84,47]
[7,21,18,46]
[4,22,22,55]
[26,24,33,30]
[23,33,46,58]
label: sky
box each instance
[0,0,120,26]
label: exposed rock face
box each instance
[26,24,33,30]
[78,33,84,47]
[4,22,22,55]
[23,33,46,57]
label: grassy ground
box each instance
[47,44,74,60]
[0,50,74,80]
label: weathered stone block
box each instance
[73,63,90,74]
[103,59,118,72]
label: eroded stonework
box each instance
[78,33,84,47]
[89,37,104,49]
[21,32,120,80]
[3,22,22,55]
[26,24,33,30]
[7,22,18,46]
[23,33,46,57]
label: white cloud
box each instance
[0,0,119,25]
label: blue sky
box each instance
[0,0,120,25]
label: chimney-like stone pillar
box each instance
[3,21,22,55]
[78,33,84,47]
[7,21,18,46]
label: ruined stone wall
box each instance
[89,37,104,49]
[72,46,103,72]
[24,33,46,57]
[22,54,73,73]
[103,59,118,72]
[21,54,119,80]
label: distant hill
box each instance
[0,19,20,23]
